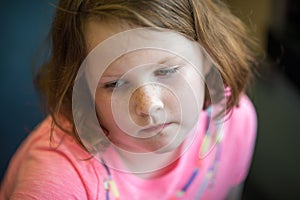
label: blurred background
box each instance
[226,0,300,199]
[0,0,54,182]
[0,0,299,199]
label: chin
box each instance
[152,138,184,154]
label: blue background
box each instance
[0,0,55,179]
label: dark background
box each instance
[1,0,300,199]
[0,0,54,181]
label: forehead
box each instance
[84,19,133,53]
[84,18,203,57]
[84,19,178,71]
[103,49,180,75]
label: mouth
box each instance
[138,122,172,137]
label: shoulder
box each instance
[224,94,257,142]
[225,94,257,152]
[1,117,105,200]
[222,94,257,186]
[228,94,257,128]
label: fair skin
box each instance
[96,50,203,153]
[84,19,204,176]
[85,19,204,153]
[84,19,244,198]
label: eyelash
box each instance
[103,66,181,89]
[103,80,127,89]
[154,65,181,76]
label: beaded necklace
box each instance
[101,107,223,200]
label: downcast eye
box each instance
[154,66,180,76]
[103,80,127,89]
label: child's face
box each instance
[84,20,205,153]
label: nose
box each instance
[131,85,164,118]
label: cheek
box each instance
[187,75,205,117]
[95,92,114,127]
[185,69,205,107]
[170,73,204,126]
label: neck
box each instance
[116,145,182,179]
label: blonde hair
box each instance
[36,0,257,147]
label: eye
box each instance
[103,80,127,89]
[154,65,181,76]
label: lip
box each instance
[139,122,172,135]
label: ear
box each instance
[200,47,213,76]
[203,56,212,76]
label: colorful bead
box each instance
[200,134,212,157]
[109,180,120,199]
[206,170,214,179]
[216,132,223,143]
[176,190,185,197]
[103,179,109,191]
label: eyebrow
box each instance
[158,55,179,64]
[101,55,180,78]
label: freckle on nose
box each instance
[134,86,162,115]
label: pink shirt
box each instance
[0,95,256,200]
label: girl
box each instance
[1,0,257,199]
